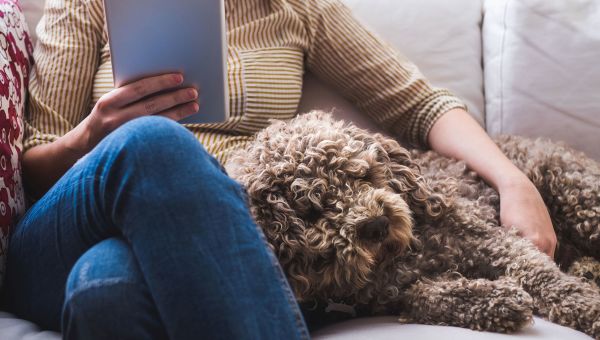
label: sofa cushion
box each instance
[483,0,600,160]
[0,312,61,340]
[16,0,44,45]
[0,0,33,290]
[299,0,485,129]
[312,316,593,340]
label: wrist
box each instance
[60,118,94,158]
[496,172,534,194]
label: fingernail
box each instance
[189,89,198,98]
[174,74,183,84]
[193,103,200,112]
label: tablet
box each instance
[104,0,229,124]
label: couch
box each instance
[1,0,598,339]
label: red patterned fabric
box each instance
[0,0,33,288]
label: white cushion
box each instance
[312,316,593,340]
[0,312,60,340]
[483,0,600,160]
[299,0,485,128]
[17,0,45,45]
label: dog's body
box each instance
[226,112,600,338]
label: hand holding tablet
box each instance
[103,0,229,124]
[80,74,199,151]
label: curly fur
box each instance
[569,257,600,288]
[226,111,600,338]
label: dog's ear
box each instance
[243,179,308,259]
[226,127,316,299]
[374,134,448,222]
[244,182,317,299]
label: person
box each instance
[2,0,557,338]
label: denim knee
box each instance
[94,116,225,183]
[106,116,218,166]
[64,239,142,314]
[63,280,140,335]
[81,116,248,236]
[65,238,141,295]
[63,238,166,339]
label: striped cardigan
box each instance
[24,0,466,164]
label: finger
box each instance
[156,101,200,121]
[110,73,184,108]
[123,87,198,119]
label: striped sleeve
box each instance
[299,0,466,148]
[23,0,104,152]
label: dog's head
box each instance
[226,112,446,302]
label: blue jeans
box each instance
[3,117,309,340]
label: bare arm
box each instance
[428,108,557,257]
[23,124,89,198]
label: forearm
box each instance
[23,123,90,198]
[427,108,527,191]
[428,108,557,256]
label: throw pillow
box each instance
[0,0,33,290]
[484,0,600,160]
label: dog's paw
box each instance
[547,293,600,339]
[592,319,600,340]
[401,278,534,333]
[584,315,600,340]
[485,287,534,333]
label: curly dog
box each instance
[225,111,600,337]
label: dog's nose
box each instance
[358,216,390,242]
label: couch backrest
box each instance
[19,0,44,44]
[483,0,600,160]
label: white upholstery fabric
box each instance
[17,0,45,45]
[312,316,593,340]
[0,312,60,340]
[299,0,485,127]
[483,0,600,160]
[0,314,592,340]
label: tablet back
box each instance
[104,0,229,124]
